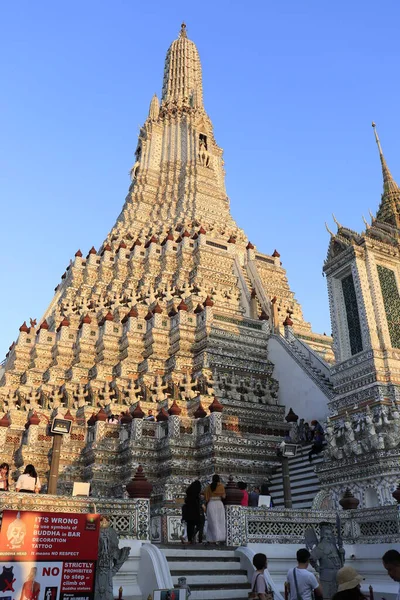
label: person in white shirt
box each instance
[15,464,41,494]
[382,549,400,600]
[287,548,323,600]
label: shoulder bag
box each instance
[293,568,303,600]
[249,573,274,600]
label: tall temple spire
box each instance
[372,122,400,228]
[161,22,203,108]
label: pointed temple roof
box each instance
[162,23,203,108]
[372,122,400,229]
[325,124,400,261]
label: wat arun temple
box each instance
[1,23,400,512]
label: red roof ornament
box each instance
[168,399,182,416]
[271,296,277,304]
[39,320,49,331]
[118,241,127,250]
[204,295,214,307]
[57,317,70,331]
[194,303,204,314]
[75,249,83,257]
[122,306,139,323]
[145,235,158,248]
[88,246,97,256]
[182,230,190,238]
[99,311,114,326]
[177,299,188,312]
[87,412,97,426]
[246,241,255,250]
[209,397,223,413]
[61,272,67,280]
[259,310,269,321]
[82,314,92,325]
[132,403,145,419]
[283,316,293,327]
[198,226,207,235]
[101,243,112,255]
[0,413,11,428]
[156,407,169,422]
[272,249,280,258]
[162,231,175,245]
[194,402,207,419]
[126,465,153,499]
[227,235,236,244]
[96,408,108,422]
[19,322,29,333]
[64,409,75,422]
[153,303,162,314]
[29,412,40,426]
[285,408,298,423]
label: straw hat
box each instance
[337,566,364,592]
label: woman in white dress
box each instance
[204,474,226,544]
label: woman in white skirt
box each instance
[204,474,226,544]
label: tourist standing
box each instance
[238,481,249,506]
[182,480,203,544]
[249,553,270,600]
[260,483,274,507]
[287,548,322,600]
[144,410,155,421]
[332,566,366,600]
[0,462,10,491]
[248,486,260,507]
[308,430,324,462]
[204,474,226,544]
[311,420,324,435]
[382,550,400,600]
[15,465,41,494]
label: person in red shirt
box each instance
[238,481,249,506]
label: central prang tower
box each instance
[0,25,328,500]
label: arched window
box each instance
[365,487,379,508]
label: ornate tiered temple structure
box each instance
[319,123,400,507]
[0,24,331,500]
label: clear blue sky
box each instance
[1,0,400,359]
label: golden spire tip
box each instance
[372,121,383,155]
[180,22,187,38]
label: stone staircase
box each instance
[268,443,323,509]
[274,334,334,398]
[162,547,251,600]
[241,265,262,314]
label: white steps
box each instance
[161,547,251,600]
[269,443,323,508]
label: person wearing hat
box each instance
[332,566,365,600]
